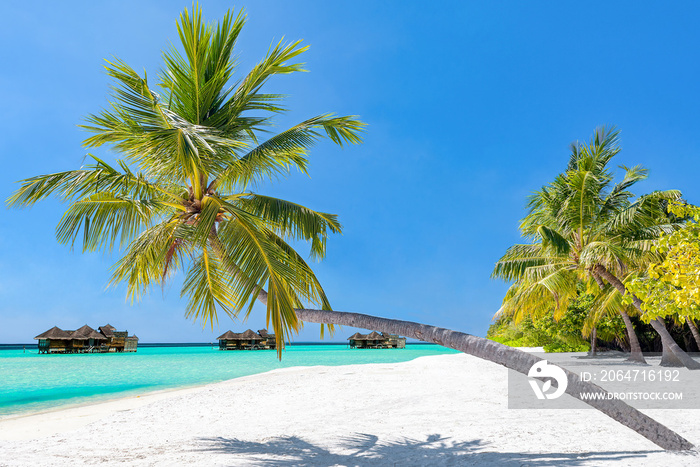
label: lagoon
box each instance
[0,344,458,418]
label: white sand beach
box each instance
[1,352,698,466]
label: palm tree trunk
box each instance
[687,317,700,351]
[593,265,700,370]
[654,317,684,367]
[294,308,693,451]
[620,311,647,364]
[590,327,597,356]
[592,271,646,363]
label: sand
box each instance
[0,352,698,466]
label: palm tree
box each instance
[492,127,699,369]
[8,5,365,354]
[6,6,694,451]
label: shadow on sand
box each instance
[196,433,666,466]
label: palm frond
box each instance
[182,246,239,328]
[56,193,167,252]
[492,243,554,282]
[233,194,341,259]
[211,114,365,191]
[109,220,192,301]
[7,156,183,208]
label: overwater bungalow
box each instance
[98,324,139,352]
[256,329,277,350]
[34,326,73,353]
[35,324,138,354]
[218,329,276,350]
[68,324,107,353]
[348,332,406,349]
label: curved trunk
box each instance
[590,327,597,356]
[593,265,700,369]
[295,308,693,451]
[592,271,646,363]
[620,311,647,364]
[687,317,700,351]
[653,318,684,367]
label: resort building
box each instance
[98,324,139,352]
[217,329,277,350]
[348,332,407,349]
[35,324,139,354]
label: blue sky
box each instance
[2,1,700,343]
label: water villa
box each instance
[348,332,406,349]
[218,329,276,350]
[35,324,138,354]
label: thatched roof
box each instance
[348,332,365,340]
[85,329,107,340]
[257,329,269,338]
[217,330,239,340]
[218,329,263,340]
[34,326,72,340]
[68,325,102,340]
[240,329,262,340]
[366,331,385,340]
[99,325,116,337]
[70,324,107,340]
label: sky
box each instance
[2,1,700,344]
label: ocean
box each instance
[0,344,458,418]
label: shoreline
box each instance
[0,354,455,442]
[0,383,210,440]
[0,344,517,426]
[1,351,698,466]
[0,342,457,423]
[0,364,350,441]
[0,361,354,442]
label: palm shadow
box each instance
[197,433,668,466]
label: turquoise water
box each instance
[0,344,458,418]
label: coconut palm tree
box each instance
[7,6,694,451]
[8,5,365,354]
[492,127,699,369]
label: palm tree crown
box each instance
[493,127,680,323]
[7,4,365,355]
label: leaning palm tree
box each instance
[6,6,694,451]
[493,127,699,369]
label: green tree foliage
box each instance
[492,127,681,361]
[7,4,365,356]
[493,127,679,319]
[488,293,626,352]
[626,203,700,321]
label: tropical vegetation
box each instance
[487,291,628,352]
[492,127,699,368]
[625,202,700,349]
